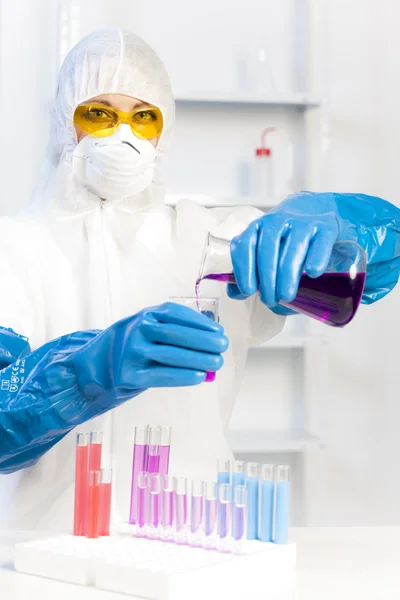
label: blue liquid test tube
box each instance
[231,460,245,502]
[274,465,290,544]
[245,462,259,540]
[217,459,230,486]
[259,464,274,542]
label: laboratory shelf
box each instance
[227,429,322,454]
[174,91,322,109]
[165,193,278,209]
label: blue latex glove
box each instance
[229,191,400,309]
[0,302,228,473]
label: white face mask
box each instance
[72,124,157,201]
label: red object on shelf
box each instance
[99,469,112,537]
[73,434,89,536]
[87,470,101,538]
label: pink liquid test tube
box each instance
[73,433,89,536]
[146,425,161,473]
[159,425,172,476]
[87,470,101,539]
[175,477,188,531]
[162,475,175,527]
[129,425,148,524]
[137,472,149,530]
[89,431,102,472]
[148,474,161,529]
[204,482,218,537]
[98,468,112,536]
[190,480,204,534]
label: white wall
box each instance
[1,0,400,525]
[308,0,400,525]
[0,0,59,214]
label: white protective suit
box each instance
[0,29,284,531]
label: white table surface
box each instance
[1,527,400,600]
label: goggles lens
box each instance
[73,103,163,140]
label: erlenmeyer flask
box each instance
[196,233,367,328]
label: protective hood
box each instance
[28,28,175,216]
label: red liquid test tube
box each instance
[89,431,102,472]
[73,433,89,536]
[99,468,112,536]
[87,470,101,538]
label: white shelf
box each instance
[174,91,322,109]
[227,429,322,454]
[165,193,278,209]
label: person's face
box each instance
[74,94,161,148]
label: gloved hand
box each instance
[228,191,400,309]
[0,302,228,473]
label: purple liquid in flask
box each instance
[196,271,366,328]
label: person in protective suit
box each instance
[0,29,399,531]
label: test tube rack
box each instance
[14,534,296,600]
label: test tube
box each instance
[259,464,274,542]
[137,472,149,531]
[245,462,259,540]
[129,425,148,524]
[73,433,89,536]
[232,460,245,502]
[162,475,175,528]
[217,459,230,485]
[233,485,247,541]
[189,480,204,546]
[218,483,232,539]
[98,468,112,537]
[87,470,101,539]
[89,431,102,472]
[159,425,172,476]
[146,425,161,473]
[148,474,161,536]
[174,477,188,542]
[274,466,290,545]
[204,482,218,538]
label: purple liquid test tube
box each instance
[189,480,204,547]
[204,481,218,549]
[148,474,161,531]
[137,472,148,530]
[204,482,218,537]
[129,425,148,524]
[175,477,188,543]
[233,485,247,541]
[146,425,161,473]
[218,483,232,539]
[159,425,172,476]
[162,475,175,528]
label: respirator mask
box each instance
[71,102,163,201]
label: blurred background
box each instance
[1,0,399,526]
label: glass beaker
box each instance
[169,296,219,382]
[196,233,367,328]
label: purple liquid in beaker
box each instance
[196,271,366,328]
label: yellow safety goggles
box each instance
[73,103,163,140]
